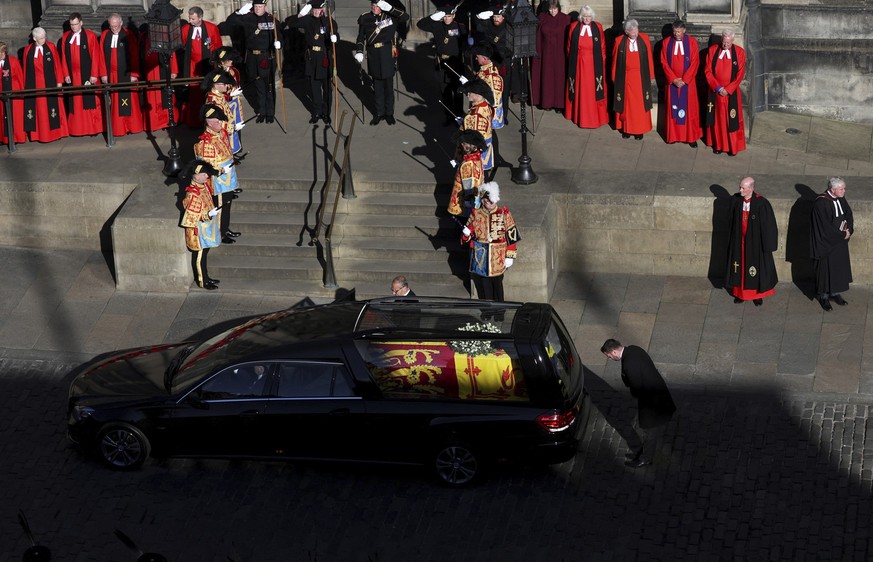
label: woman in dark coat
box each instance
[530,0,570,110]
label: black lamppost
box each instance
[145,0,184,176]
[510,0,538,185]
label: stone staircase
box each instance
[208,177,473,299]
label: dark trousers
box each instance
[191,248,210,287]
[473,273,505,302]
[216,193,233,237]
[245,53,276,117]
[373,77,394,117]
[630,419,668,463]
[309,76,332,117]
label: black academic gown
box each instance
[811,191,853,294]
[620,345,676,429]
[725,193,778,294]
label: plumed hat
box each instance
[459,78,494,106]
[201,103,229,122]
[201,69,236,91]
[478,181,500,204]
[455,129,487,152]
[470,42,494,61]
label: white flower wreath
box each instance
[449,322,501,356]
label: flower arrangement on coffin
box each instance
[449,322,501,356]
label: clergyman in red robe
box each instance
[660,19,700,147]
[22,27,69,143]
[704,30,746,156]
[0,41,26,145]
[563,5,607,129]
[611,19,654,139]
[99,13,144,136]
[59,13,104,136]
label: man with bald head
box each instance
[725,176,778,306]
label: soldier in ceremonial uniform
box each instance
[461,182,520,302]
[223,0,284,123]
[99,14,144,136]
[417,3,466,124]
[459,78,494,179]
[0,41,27,146]
[195,104,241,244]
[294,0,338,125]
[211,47,244,151]
[181,160,221,290]
[474,3,513,113]
[202,69,243,154]
[355,0,409,126]
[179,6,222,127]
[811,177,854,311]
[59,13,104,137]
[22,27,69,143]
[448,129,486,216]
[472,42,504,130]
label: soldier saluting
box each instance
[293,0,338,125]
[417,3,467,124]
[354,0,409,126]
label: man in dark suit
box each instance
[602,338,676,468]
[391,275,415,296]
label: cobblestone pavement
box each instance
[3,358,871,561]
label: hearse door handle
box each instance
[239,409,261,417]
[329,408,350,416]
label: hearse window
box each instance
[276,363,355,398]
[197,364,270,400]
[545,319,580,397]
[355,340,528,401]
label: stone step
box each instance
[203,276,472,300]
[215,231,465,259]
[231,190,447,216]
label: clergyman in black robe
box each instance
[725,176,778,306]
[811,176,853,311]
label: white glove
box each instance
[274,40,281,49]
[455,116,463,125]
[476,10,493,19]
[230,87,242,97]
[330,34,337,43]
[238,2,252,15]
[377,0,393,11]
[221,165,232,175]
[462,227,471,237]
[505,258,514,268]
[208,208,219,218]
[450,159,457,168]
[354,52,364,63]
[299,3,312,16]
[235,122,245,131]
[459,76,469,85]
[431,10,446,20]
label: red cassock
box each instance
[704,43,746,155]
[98,29,144,136]
[179,22,222,127]
[0,55,27,145]
[59,28,104,136]
[660,34,701,144]
[611,32,654,135]
[22,43,69,143]
[140,36,180,132]
[530,10,569,109]
[564,20,608,129]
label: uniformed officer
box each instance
[294,0,338,125]
[416,3,467,123]
[354,0,410,126]
[194,104,241,244]
[474,2,515,115]
[180,160,221,290]
[222,0,284,123]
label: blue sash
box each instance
[481,138,493,171]
[492,102,504,130]
[198,215,221,248]
[211,158,238,195]
[667,36,690,125]
[228,97,243,153]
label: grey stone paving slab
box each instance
[808,118,873,162]
[660,276,713,304]
[814,364,860,394]
[731,361,779,386]
[701,315,743,345]
[102,291,151,316]
[622,275,665,313]
[736,328,782,363]
[656,302,709,324]
[35,300,104,352]
[817,323,864,367]
[550,298,586,333]
[649,320,703,364]
[694,342,736,383]
[551,271,593,300]
[778,332,819,375]
[752,112,811,152]
[615,311,656,349]
[81,313,135,355]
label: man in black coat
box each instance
[293,0,338,125]
[602,338,676,468]
[355,0,409,125]
[811,176,854,311]
[417,4,467,123]
[725,176,779,306]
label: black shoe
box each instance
[226,230,242,238]
[309,115,319,124]
[819,297,833,312]
[385,115,396,125]
[713,149,722,155]
[734,297,743,304]
[266,116,275,123]
[201,281,219,290]
[225,193,239,201]
[753,298,763,307]
[222,236,236,244]
[232,188,243,194]
[621,133,630,139]
[370,115,383,126]
[689,141,698,148]
[207,278,220,284]
[321,114,331,125]
[831,294,848,306]
[625,458,652,468]
[634,134,643,140]
[256,115,265,123]
[625,451,641,460]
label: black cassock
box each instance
[620,345,676,429]
[811,191,853,295]
[725,193,778,297]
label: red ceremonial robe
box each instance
[179,21,222,127]
[704,43,746,155]
[0,55,27,145]
[98,28,144,136]
[660,34,701,144]
[140,35,179,132]
[531,10,569,109]
[611,32,654,135]
[59,28,104,136]
[564,20,608,129]
[22,43,69,143]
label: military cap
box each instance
[211,47,240,64]
[455,129,488,152]
[470,42,494,61]
[459,78,494,106]
[252,0,267,5]
[201,103,229,122]
[201,69,236,91]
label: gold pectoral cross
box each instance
[707,101,714,113]
[733,261,740,273]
